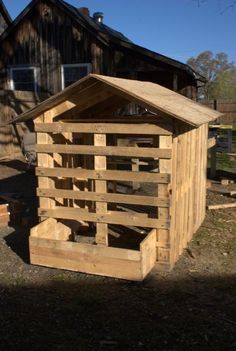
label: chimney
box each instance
[78,7,90,16]
[93,12,104,23]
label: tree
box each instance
[210,68,236,100]
[193,0,236,13]
[187,51,235,99]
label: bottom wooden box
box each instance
[29,219,157,281]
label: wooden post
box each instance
[210,144,217,178]
[94,133,108,246]
[227,129,232,153]
[173,73,178,92]
[157,134,172,265]
[35,112,55,221]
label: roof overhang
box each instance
[3,74,222,127]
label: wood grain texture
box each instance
[37,188,170,207]
[38,207,170,229]
[36,167,170,183]
[35,122,173,135]
[36,144,172,159]
[29,225,157,281]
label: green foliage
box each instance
[187,51,236,100]
[209,69,236,99]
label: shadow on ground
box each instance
[0,273,235,350]
[4,227,31,263]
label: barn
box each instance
[0,0,205,159]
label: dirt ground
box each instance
[0,159,235,351]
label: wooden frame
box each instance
[27,74,220,280]
[61,63,92,89]
[30,116,210,277]
[9,65,39,93]
[30,219,157,281]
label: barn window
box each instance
[61,63,91,89]
[9,66,39,92]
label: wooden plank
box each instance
[207,203,236,210]
[36,112,55,220]
[38,207,170,229]
[189,127,196,242]
[36,167,170,183]
[169,121,178,267]
[36,144,172,159]
[140,229,157,278]
[29,225,157,280]
[35,122,172,135]
[29,236,143,281]
[0,204,9,215]
[37,188,170,207]
[201,124,208,224]
[59,116,169,124]
[94,133,108,246]
[157,133,172,264]
[45,101,76,119]
[31,234,141,261]
[208,137,216,149]
[31,218,71,241]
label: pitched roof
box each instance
[6,74,221,127]
[0,0,203,82]
[0,0,12,26]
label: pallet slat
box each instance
[38,207,170,229]
[35,122,172,135]
[36,167,170,183]
[36,144,172,159]
[30,226,157,281]
[37,188,170,207]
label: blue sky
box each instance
[6,0,236,65]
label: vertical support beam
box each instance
[157,134,172,266]
[94,133,108,246]
[228,129,232,153]
[210,127,217,178]
[35,112,55,221]
[173,73,178,92]
[201,124,208,224]
[131,157,140,191]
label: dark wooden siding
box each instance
[0,1,103,94]
[0,0,197,98]
[201,100,236,124]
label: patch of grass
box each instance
[216,152,236,173]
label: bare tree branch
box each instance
[220,0,236,14]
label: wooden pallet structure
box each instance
[8,74,222,280]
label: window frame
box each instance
[61,63,92,89]
[9,65,39,92]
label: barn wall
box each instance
[0,90,47,159]
[0,0,197,158]
[201,99,236,124]
[0,1,104,94]
[0,0,197,96]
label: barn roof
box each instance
[6,74,221,127]
[0,0,204,82]
[0,0,12,27]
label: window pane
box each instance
[12,68,36,91]
[14,82,35,91]
[64,66,88,87]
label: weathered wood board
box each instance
[30,219,157,281]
